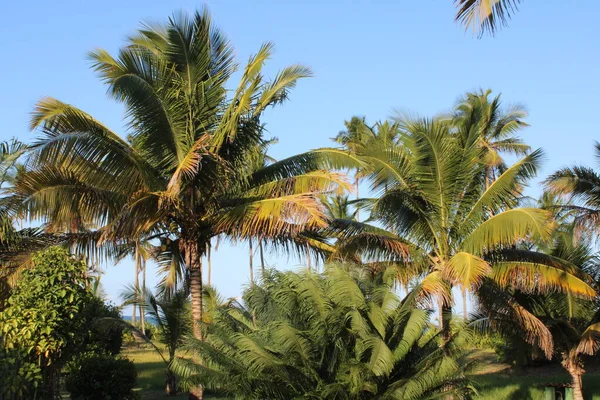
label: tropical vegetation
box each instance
[174,266,475,399]
[0,5,598,400]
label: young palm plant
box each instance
[172,265,475,399]
[356,116,595,355]
[121,287,192,395]
[14,9,354,350]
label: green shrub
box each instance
[65,354,138,400]
[83,300,124,355]
[0,347,41,399]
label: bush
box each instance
[83,299,124,355]
[122,322,156,345]
[0,347,41,399]
[65,354,138,400]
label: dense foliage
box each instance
[0,5,597,400]
[65,354,138,400]
[0,247,125,399]
[174,266,474,399]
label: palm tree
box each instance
[357,116,594,352]
[0,139,56,287]
[173,265,475,399]
[452,89,530,189]
[454,0,523,37]
[486,220,600,399]
[452,88,530,318]
[333,118,401,217]
[316,194,410,265]
[15,9,353,350]
[546,142,600,239]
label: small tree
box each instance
[0,247,101,399]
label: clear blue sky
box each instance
[1,1,599,306]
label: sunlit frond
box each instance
[455,0,523,37]
[462,208,554,254]
[444,251,491,290]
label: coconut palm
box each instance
[357,116,595,354]
[452,89,530,188]
[0,139,55,286]
[454,0,523,37]
[15,9,354,353]
[172,265,475,399]
[451,88,530,318]
[334,118,401,215]
[546,142,600,240]
[315,194,411,265]
[484,223,600,399]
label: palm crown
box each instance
[15,9,353,339]
[356,115,595,352]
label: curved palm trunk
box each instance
[355,176,360,221]
[185,239,204,400]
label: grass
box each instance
[123,346,225,400]
[125,346,600,399]
[467,349,600,399]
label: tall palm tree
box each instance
[452,89,530,318]
[173,265,475,399]
[357,116,594,352]
[15,9,354,358]
[454,0,523,37]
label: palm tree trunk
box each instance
[185,239,204,400]
[438,295,452,342]
[305,244,311,271]
[132,247,139,327]
[185,239,203,338]
[462,289,468,321]
[206,242,211,287]
[259,239,265,276]
[569,370,584,400]
[355,176,360,221]
[140,256,146,335]
[563,355,585,400]
[166,370,177,396]
[249,239,254,286]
